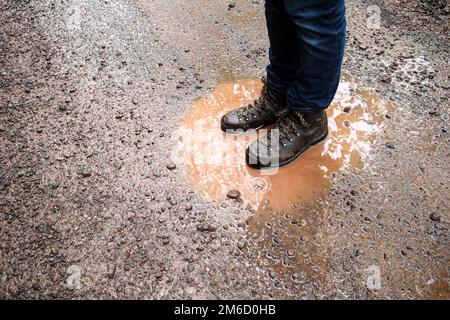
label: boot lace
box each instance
[236,83,282,119]
[277,112,308,145]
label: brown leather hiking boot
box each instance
[246,110,328,169]
[220,81,288,132]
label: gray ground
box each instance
[0,0,448,299]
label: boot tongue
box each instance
[288,111,308,128]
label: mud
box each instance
[177,75,395,295]
[178,75,393,212]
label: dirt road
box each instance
[0,0,448,299]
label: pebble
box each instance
[226,189,241,199]
[152,170,161,178]
[385,142,395,149]
[106,263,116,278]
[166,162,176,170]
[268,271,276,279]
[197,223,217,232]
[381,76,392,84]
[237,239,246,250]
[167,197,177,206]
[185,204,193,211]
[78,167,92,178]
[358,43,368,50]
[429,212,441,222]
[66,265,82,290]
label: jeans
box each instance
[265,0,346,112]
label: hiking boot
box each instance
[220,81,288,132]
[246,109,328,169]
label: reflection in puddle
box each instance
[174,75,394,296]
[176,75,392,211]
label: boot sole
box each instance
[246,129,329,170]
[220,120,266,134]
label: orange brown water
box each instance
[174,75,393,212]
[173,75,394,295]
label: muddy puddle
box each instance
[173,74,394,294]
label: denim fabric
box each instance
[265,0,346,111]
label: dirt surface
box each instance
[0,0,448,299]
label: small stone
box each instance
[381,76,392,84]
[166,162,176,170]
[78,167,92,178]
[286,250,295,257]
[429,110,440,116]
[197,223,217,232]
[358,43,368,50]
[158,216,166,224]
[385,142,395,149]
[49,183,59,190]
[185,204,193,211]
[68,86,77,94]
[268,271,276,279]
[237,239,246,250]
[343,106,351,113]
[106,263,116,278]
[228,2,236,9]
[167,196,177,206]
[429,212,441,222]
[152,170,161,178]
[66,265,82,290]
[227,189,241,199]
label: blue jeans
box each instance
[265,0,346,112]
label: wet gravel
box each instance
[0,0,448,299]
